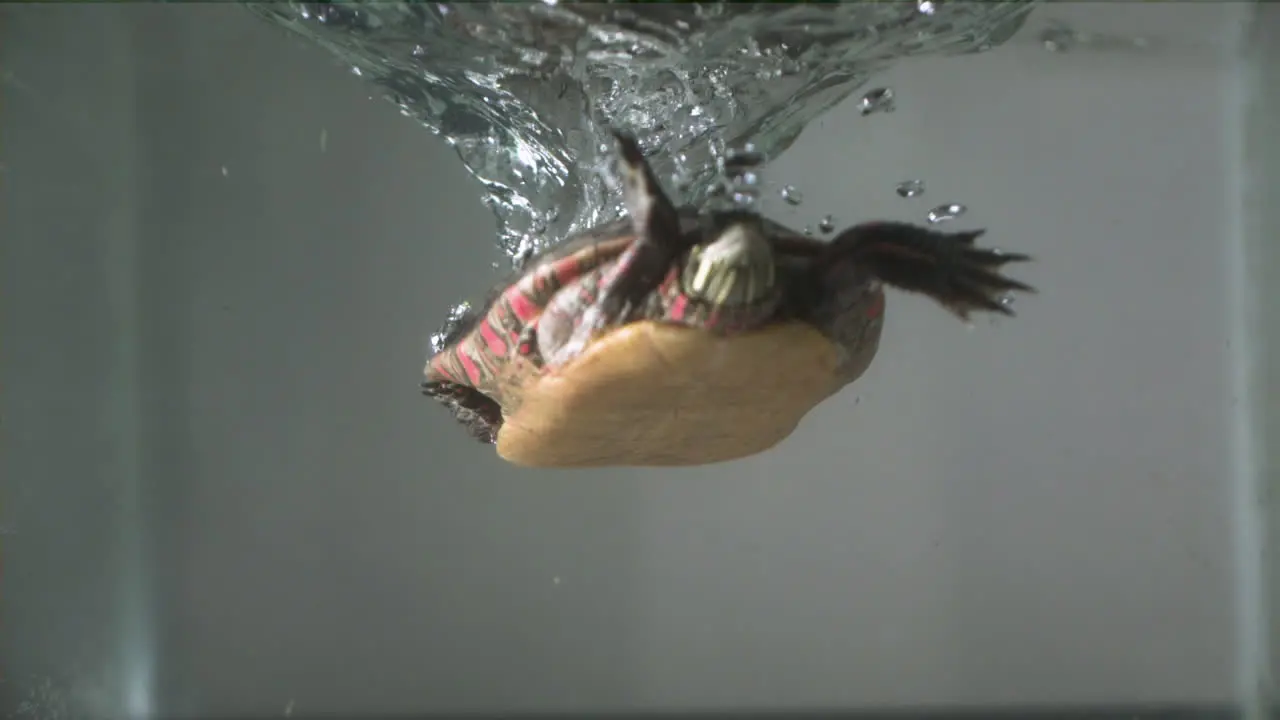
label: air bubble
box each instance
[858,87,895,116]
[720,143,767,172]
[926,203,966,223]
[818,215,836,233]
[716,142,768,212]
[917,1,937,15]
[895,179,924,198]
[781,185,804,205]
[1039,22,1076,53]
[511,233,540,270]
[430,301,474,355]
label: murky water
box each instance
[248,1,1035,261]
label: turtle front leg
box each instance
[561,132,690,354]
[824,221,1036,321]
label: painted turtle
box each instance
[423,132,1035,468]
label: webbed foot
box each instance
[827,221,1036,320]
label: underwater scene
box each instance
[0,2,1273,719]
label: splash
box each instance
[248,1,1035,261]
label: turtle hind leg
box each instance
[600,131,688,315]
[561,132,691,353]
[828,221,1036,320]
[422,380,503,445]
[614,130,684,259]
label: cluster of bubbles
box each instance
[693,76,983,246]
[760,83,969,234]
[249,1,1038,261]
[428,300,473,356]
[712,143,770,214]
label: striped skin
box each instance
[426,235,631,401]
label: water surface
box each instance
[250,1,1036,259]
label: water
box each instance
[780,184,804,206]
[4,4,1268,718]
[926,202,967,223]
[715,142,769,213]
[248,1,1036,260]
[896,179,926,198]
[856,86,896,116]
[429,300,474,355]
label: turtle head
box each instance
[681,215,777,307]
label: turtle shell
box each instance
[423,211,862,467]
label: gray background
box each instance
[0,3,1268,717]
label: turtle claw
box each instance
[828,221,1036,320]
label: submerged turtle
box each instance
[422,132,1035,468]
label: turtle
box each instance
[422,131,1036,468]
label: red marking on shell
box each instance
[552,249,589,286]
[478,319,507,356]
[507,286,540,324]
[532,271,552,297]
[428,355,461,384]
[458,350,482,385]
[669,293,689,322]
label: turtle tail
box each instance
[829,221,1036,319]
[422,380,503,444]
